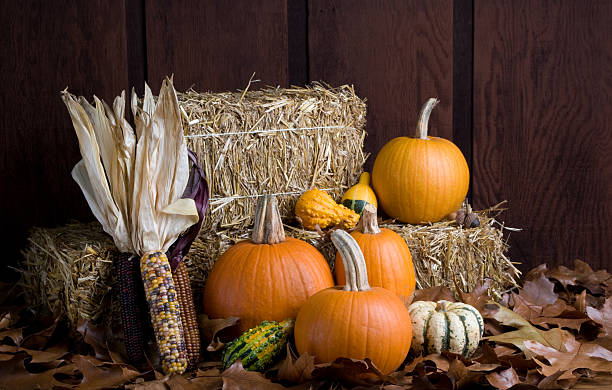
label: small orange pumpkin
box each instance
[294,230,412,374]
[335,204,415,304]
[371,98,469,224]
[203,195,334,332]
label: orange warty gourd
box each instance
[294,230,412,375]
[203,195,334,332]
[335,204,415,304]
[371,98,469,224]
[295,188,359,230]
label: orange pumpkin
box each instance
[335,204,415,304]
[203,195,334,332]
[294,230,412,375]
[371,98,469,224]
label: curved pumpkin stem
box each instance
[331,230,370,291]
[357,204,381,234]
[415,98,439,139]
[252,195,286,244]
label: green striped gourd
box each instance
[341,172,378,215]
[222,319,294,371]
[407,300,483,357]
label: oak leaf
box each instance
[586,298,612,336]
[524,333,612,380]
[485,367,519,390]
[198,314,240,352]
[221,362,285,390]
[276,345,314,383]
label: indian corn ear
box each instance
[140,252,187,374]
[172,261,200,369]
[115,252,148,368]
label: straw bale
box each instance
[179,83,367,232]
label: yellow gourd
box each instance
[295,188,359,230]
[341,172,378,215]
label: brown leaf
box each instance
[485,367,519,390]
[466,362,501,372]
[276,345,314,383]
[586,298,612,337]
[73,354,140,389]
[547,266,577,289]
[524,264,549,281]
[485,303,567,358]
[311,357,387,387]
[221,361,285,389]
[422,353,450,372]
[77,319,111,361]
[447,358,482,389]
[0,352,75,389]
[513,292,544,321]
[574,290,587,313]
[458,279,493,312]
[198,315,240,352]
[0,327,23,345]
[537,370,578,389]
[411,286,455,304]
[524,332,612,380]
[21,316,61,350]
[548,260,611,294]
[520,274,558,307]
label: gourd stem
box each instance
[415,98,439,139]
[331,230,370,291]
[252,195,286,244]
[358,204,381,234]
[358,172,370,185]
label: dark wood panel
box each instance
[308,0,454,169]
[145,0,289,92]
[0,0,129,273]
[473,0,612,270]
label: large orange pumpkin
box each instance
[371,98,469,224]
[294,230,412,375]
[203,195,334,332]
[335,204,415,304]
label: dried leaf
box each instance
[458,279,493,312]
[0,352,74,389]
[447,358,482,388]
[77,319,111,361]
[586,298,612,336]
[198,314,240,352]
[411,286,455,304]
[485,303,566,358]
[525,332,612,380]
[72,354,140,389]
[311,357,386,387]
[221,362,285,389]
[521,274,558,307]
[0,328,23,345]
[537,370,578,389]
[485,367,519,390]
[277,345,314,383]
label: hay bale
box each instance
[19,223,118,326]
[383,204,521,300]
[179,83,367,232]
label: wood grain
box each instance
[473,0,612,270]
[308,0,454,170]
[0,1,129,271]
[145,0,289,92]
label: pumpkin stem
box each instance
[357,204,381,234]
[415,98,439,139]
[331,230,370,291]
[436,300,449,311]
[252,195,286,244]
[358,172,371,185]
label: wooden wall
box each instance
[1,0,611,277]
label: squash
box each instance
[335,204,415,304]
[371,98,469,224]
[295,188,359,230]
[203,195,334,332]
[341,172,378,215]
[294,230,412,374]
[222,319,294,371]
[407,300,483,357]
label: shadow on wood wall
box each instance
[1,0,611,279]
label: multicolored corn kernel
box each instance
[172,261,200,370]
[140,251,187,374]
[222,319,294,372]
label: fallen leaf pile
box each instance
[2,259,612,389]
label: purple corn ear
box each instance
[167,149,209,270]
